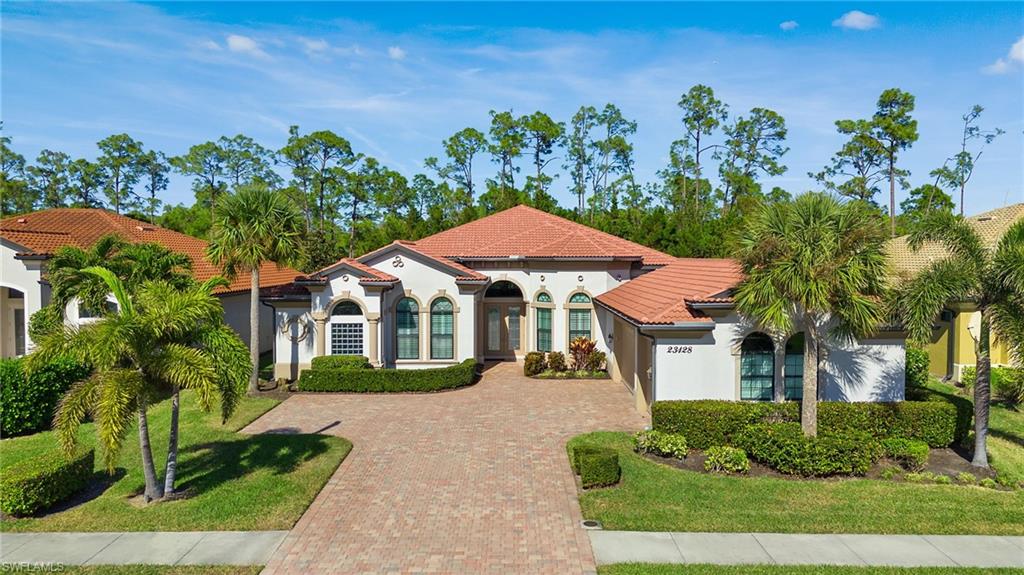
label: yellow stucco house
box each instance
[887,203,1024,382]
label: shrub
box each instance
[547,351,567,372]
[905,472,926,483]
[979,477,998,489]
[298,359,477,392]
[961,366,1024,407]
[652,400,798,449]
[585,350,607,372]
[817,402,958,448]
[578,448,620,488]
[569,444,603,474]
[704,446,749,474]
[524,352,547,376]
[934,474,952,485]
[310,355,371,370]
[0,449,94,516]
[736,422,882,477]
[880,465,902,480]
[569,337,597,370]
[0,356,91,437]
[905,346,930,389]
[28,304,63,341]
[956,471,977,485]
[633,430,688,459]
[881,438,930,471]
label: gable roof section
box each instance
[0,208,300,295]
[308,257,399,284]
[595,258,743,326]
[887,203,1024,276]
[412,205,675,266]
[357,240,489,282]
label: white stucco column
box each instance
[367,313,380,367]
[312,310,328,358]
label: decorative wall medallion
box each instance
[540,275,546,282]
[577,274,584,282]
[341,274,350,282]
[392,255,404,268]
[280,315,310,343]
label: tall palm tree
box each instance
[734,193,889,436]
[207,184,303,392]
[894,212,1024,468]
[30,268,250,501]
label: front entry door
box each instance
[485,303,522,359]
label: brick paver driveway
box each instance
[245,362,648,575]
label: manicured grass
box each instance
[598,565,1024,575]
[0,567,261,575]
[570,432,1024,535]
[0,392,350,532]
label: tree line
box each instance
[0,86,1004,272]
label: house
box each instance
[886,203,1024,382]
[265,205,906,411]
[0,208,300,359]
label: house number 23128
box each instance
[667,346,693,354]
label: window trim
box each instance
[396,296,420,360]
[739,332,775,401]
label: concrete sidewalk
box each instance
[0,531,287,566]
[589,531,1024,568]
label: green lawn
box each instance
[570,432,1024,535]
[0,392,350,532]
[598,565,1024,575]
[0,567,261,575]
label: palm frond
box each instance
[93,368,145,471]
[989,296,1024,366]
[81,266,135,316]
[908,210,987,266]
[991,219,1024,298]
[53,376,101,456]
[147,343,218,411]
[194,324,251,422]
[894,258,977,344]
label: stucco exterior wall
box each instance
[1,240,47,357]
[219,293,275,354]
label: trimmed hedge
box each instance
[736,422,882,477]
[633,430,688,459]
[881,437,929,471]
[1,356,91,437]
[905,347,930,389]
[704,446,750,474]
[578,447,621,488]
[0,449,94,516]
[310,355,372,370]
[652,399,960,449]
[298,359,478,392]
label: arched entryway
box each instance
[482,280,524,360]
[1,287,27,358]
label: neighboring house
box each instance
[0,208,300,359]
[887,203,1024,382]
[266,205,906,411]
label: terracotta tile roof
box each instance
[595,258,743,325]
[412,205,675,266]
[887,204,1024,277]
[311,257,399,283]
[0,208,300,295]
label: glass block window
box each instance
[536,308,552,352]
[331,323,363,356]
[536,292,552,303]
[569,309,591,341]
[397,298,419,359]
[569,293,591,304]
[740,332,774,401]
[784,333,804,400]
[430,298,454,360]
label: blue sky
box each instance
[3,2,1022,213]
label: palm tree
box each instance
[894,212,1024,468]
[30,268,250,501]
[734,193,889,436]
[207,184,303,392]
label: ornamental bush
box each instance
[633,430,688,459]
[0,449,94,516]
[905,347,930,389]
[569,337,597,370]
[704,446,750,474]
[585,350,607,372]
[651,400,797,449]
[578,448,620,488]
[881,437,929,471]
[310,355,371,370]
[524,352,547,376]
[0,356,91,437]
[962,366,1024,408]
[298,359,477,392]
[736,422,882,477]
[547,351,567,372]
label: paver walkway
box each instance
[0,531,288,566]
[244,362,648,575]
[589,531,1024,568]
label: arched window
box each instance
[784,333,805,400]
[396,298,419,360]
[485,280,523,298]
[535,292,553,352]
[331,301,363,356]
[568,293,592,342]
[430,298,454,360]
[740,332,774,401]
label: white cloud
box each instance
[387,45,406,60]
[983,36,1024,74]
[197,39,221,51]
[832,11,880,31]
[779,21,799,31]
[300,37,329,55]
[226,34,269,58]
